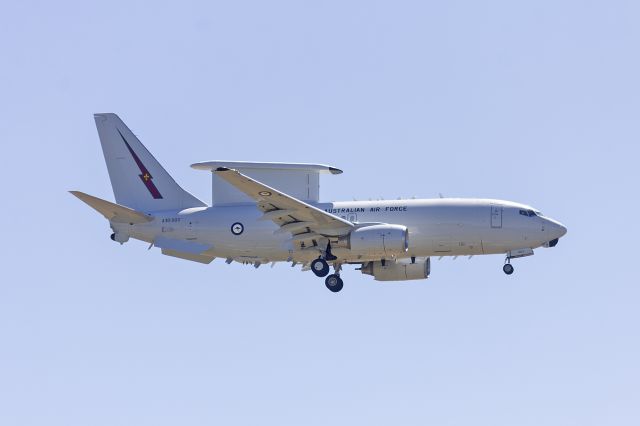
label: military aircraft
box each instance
[71,114,567,292]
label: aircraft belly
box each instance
[204,232,291,261]
[414,223,484,256]
[480,229,533,254]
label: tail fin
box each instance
[94,113,206,212]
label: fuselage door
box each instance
[490,205,503,228]
[186,219,197,240]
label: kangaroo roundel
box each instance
[231,222,244,235]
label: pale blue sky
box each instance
[1,1,638,425]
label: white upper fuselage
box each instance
[125,198,567,263]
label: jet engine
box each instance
[110,231,130,244]
[339,224,409,257]
[360,258,430,281]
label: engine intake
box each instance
[110,229,130,244]
[343,224,408,257]
[361,258,430,281]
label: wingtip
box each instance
[69,191,93,202]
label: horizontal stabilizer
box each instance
[153,236,212,254]
[161,249,215,264]
[70,191,153,224]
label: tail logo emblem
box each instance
[117,129,163,199]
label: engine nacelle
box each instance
[344,224,408,257]
[361,258,430,281]
[110,232,130,244]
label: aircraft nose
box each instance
[547,218,567,239]
[558,222,568,238]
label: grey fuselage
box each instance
[125,198,567,264]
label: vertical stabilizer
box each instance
[94,113,206,211]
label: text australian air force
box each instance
[324,206,409,213]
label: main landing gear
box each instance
[325,274,344,292]
[311,242,344,292]
[311,258,344,292]
[311,258,330,277]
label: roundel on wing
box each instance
[231,222,244,235]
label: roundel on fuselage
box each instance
[231,222,244,235]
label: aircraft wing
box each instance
[213,168,354,239]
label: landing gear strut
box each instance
[325,274,343,292]
[324,241,337,261]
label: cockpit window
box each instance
[519,209,536,217]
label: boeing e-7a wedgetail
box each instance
[72,114,567,292]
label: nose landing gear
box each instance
[502,248,534,275]
[503,254,515,275]
[503,262,514,275]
